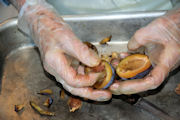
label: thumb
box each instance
[128,27,152,51]
[128,36,142,51]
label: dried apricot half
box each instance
[116,54,151,79]
[93,61,115,89]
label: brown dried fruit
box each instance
[60,89,65,99]
[30,101,55,116]
[101,54,112,62]
[15,104,24,112]
[175,84,180,95]
[111,52,119,59]
[67,97,82,112]
[43,97,53,108]
[38,89,53,95]
[100,35,112,44]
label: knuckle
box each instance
[154,79,164,88]
[156,17,167,26]
[147,76,162,90]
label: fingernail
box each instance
[89,57,101,67]
[96,97,109,101]
[111,90,122,95]
[128,38,140,50]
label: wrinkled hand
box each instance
[18,0,111,101]
[110,9,180,95]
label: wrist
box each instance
[9,0,26,10]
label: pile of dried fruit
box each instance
[83,37,152,89]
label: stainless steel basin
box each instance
[0,12,179,120]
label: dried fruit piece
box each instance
[116,54,151,79]
[15,104,24,112]
[91,63,105,73]
[110,58,120,69]
[175,84,180,95]
[111,52,119,59]
[60,89,65,99]
[30,101,55,116]
[83,98,89,101]
[38,89,53,95]
[85,61,115,89]
[101,54,112,62]
[93,61,115,89]
[67,97,82,112]
[84,66,93,74]
[43,97,53,108]
[100,35,112,44]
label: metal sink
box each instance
[0,12,180,120]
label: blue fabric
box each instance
[0,0,10,6]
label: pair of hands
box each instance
[19,1,180,101]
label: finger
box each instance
[128,36,142,51]
[61,80,112,101]
[128,22,167,51]
[128,28,148,51]
[119,52,130,59]
[44,49,100,88]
